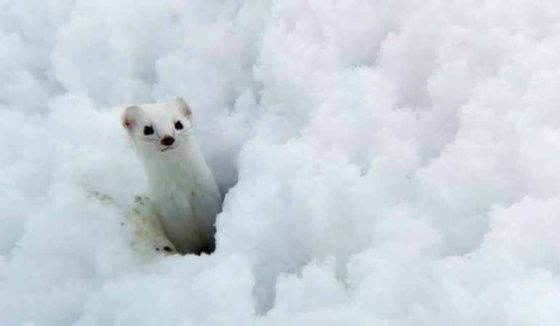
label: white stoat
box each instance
[122,98,222,255]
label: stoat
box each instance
[122,98,221,255]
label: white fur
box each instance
[123,98,222,254]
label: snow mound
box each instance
[3,0,560,325]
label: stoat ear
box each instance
[175,97,192,118]
[122,106,142,131]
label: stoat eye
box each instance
[143,125,154,135]
[174,120,183,130]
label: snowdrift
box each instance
[3,0,560,325]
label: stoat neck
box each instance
[139,140,212,193]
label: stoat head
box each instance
[122,97,193,154]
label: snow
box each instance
[2,0,560,325]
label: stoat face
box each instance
[122,98,193,154]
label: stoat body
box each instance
[122,98,221,254]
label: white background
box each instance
[2,0,560,325]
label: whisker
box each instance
[138,138,156,144]
[178,127,195,138]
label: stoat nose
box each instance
[161,136,175,146]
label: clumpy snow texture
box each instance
[2,0,560,325]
